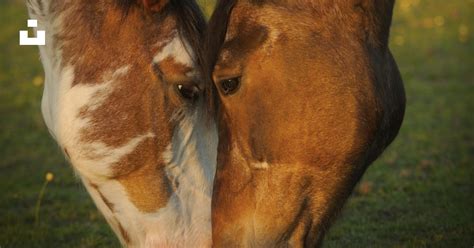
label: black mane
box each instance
[171,0,206,68]
[201,0,237,115]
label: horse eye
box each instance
[177,84,199,102]
[219,77,241,95]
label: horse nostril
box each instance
[219,77,240,95]
[177,84,199,102]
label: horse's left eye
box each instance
[177,84,199,102]
[219,77,241,95]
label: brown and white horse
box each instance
[27,0,216,247]
[204,0,406,246]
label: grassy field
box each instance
[0,0,473,247]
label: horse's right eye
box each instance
[219,77,241,95]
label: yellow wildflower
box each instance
[46,172,54,182]
[32,76,43,86]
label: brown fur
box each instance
[204,0,405,246]
[55,2,176,213]
[143,0,169,12]
[158,57,194,82]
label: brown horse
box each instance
[27,0,217,246]
[204,0,406,246]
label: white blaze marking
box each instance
[153,34,194,67]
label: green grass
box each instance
[0,0,472,247]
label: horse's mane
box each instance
[172,1,206,67]
[202,0,237,116]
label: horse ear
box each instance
[142,0,169,12]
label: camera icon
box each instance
[19,19,45,46]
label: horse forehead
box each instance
[154,33,195,65]
[219,5,296,67]
[153,33,197,80]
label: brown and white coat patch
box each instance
[27,1,216,247]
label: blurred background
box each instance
[0,0,472,247]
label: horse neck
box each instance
[28,1,217,246]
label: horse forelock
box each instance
[201,0,237,118]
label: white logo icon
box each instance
[19,19,45,46]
